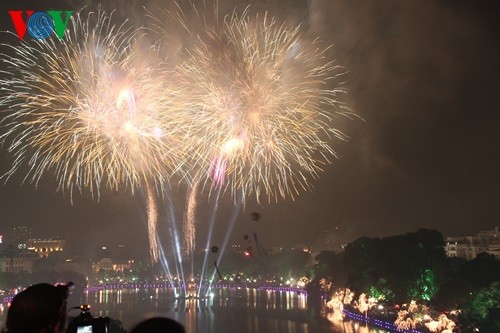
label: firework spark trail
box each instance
[182,179,199,255]
[146,182,159,262]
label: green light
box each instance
[410,269,437,301]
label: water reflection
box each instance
[1,288,389,333]
[75,287,333,332]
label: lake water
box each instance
[1,287,388,333]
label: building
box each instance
[26,238,65,258]
[94,258,114,271]
[0,256,36,273]
[445,226,500,260]
[444,236,488,260]
[93,258,134,272]
[479,226,500,259]
[486,238,500,259]
[231,244,242,253]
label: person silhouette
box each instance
[129,317,185,333]
[2,282,73,333]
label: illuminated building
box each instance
[26,238,65,257]
[231,244,242,253]
[445,226,499,260]
[93,258,134,272]
[445,236,488,260]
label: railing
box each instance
[84,282,308,294]
[343,309,424,333]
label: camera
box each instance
[67,304,126,333]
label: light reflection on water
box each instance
[1,288,389,333]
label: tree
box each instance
[344,236,381,294]
[342,229,448,303]
[459,281,500,332]
[312,250,348,289]
[257,250,313,279]
[435,253,500,310]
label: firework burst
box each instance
[0,9,187,199]
[152,4,353,204]
[0,9,193,262]
[1,3,354,260]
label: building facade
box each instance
[0,256,36,273]
[445,226,500,260]
[479,226,500,259]
[26,238,66,257]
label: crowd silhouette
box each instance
[1,282,185,333]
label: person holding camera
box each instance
[66,304,126,333]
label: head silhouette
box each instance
[130,317,185,333]
[4,283,70,333]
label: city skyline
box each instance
[1,221,498,257]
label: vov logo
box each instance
[8,10,73,40]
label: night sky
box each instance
[0,0,499,258]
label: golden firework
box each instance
[152,4,352,203]
[0,9,188,199]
